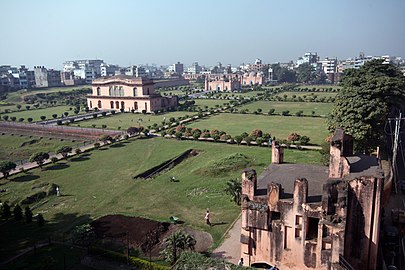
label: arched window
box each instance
[145,102,147,112]
[109,86,113,96]
[134,102,138,110]
[89,101,92,108]
[119,86,124,96]
[97,100,102,108]
[97,87,101,96]
[110,101,114,109]
[115,101,119,109]
[133,87,137,96]
[121,101,125,110]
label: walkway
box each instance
[211,216,241,265]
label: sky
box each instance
[1,0,405,69]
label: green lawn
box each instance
[0,134,82,163]
[5,86,91,104]
[210,91,265,98]
[186,113,329,145]
[158,89,186,96]
[73,111,192,130]
[0,106,81,122]
[0,138,323,260]
[238,100,333,116]
[274,91,337,99]
[193,99,229,109]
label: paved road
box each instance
[211,216,241,265]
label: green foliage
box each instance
[0,160,17,178]
[319,141,330,166]
[37,213,45,226]
[161,230,196,265]
[1,202,11,219]
[287,132,301,143]
[328,59,405,152]
[29,152,50,168]
[224,179,242,205]
[24,206,33,223]
[56,146,72,159]
[90,247,169,270]
[70,224,95,247]
[13,204,23,221]
[297,63,316,83]
[172,251,252,270]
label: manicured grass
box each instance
[297,84,341,90]
[158,89,185,96]
[5,86,91,104]
[193,99,229,109]
[186,113,329,145]
[274,91,337,99]
[0,134,82,163]
[0,106,80,122]
[238,100,333,116]
[210,91,265,98]
[0,138,323,260]
[72,111,192,130]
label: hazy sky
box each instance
[1,0,404,69]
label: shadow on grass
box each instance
[110,143,125,148]
[0,212,92,263]
[11,174,40,182]
[46,163,70,170]
[70,156,90,162]
[211,221,228,227]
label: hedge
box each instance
[89,247,169,270]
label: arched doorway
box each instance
[121,101,125,110]
[115,101,119,109]
[110,101,114,109]
[97,100,102,108]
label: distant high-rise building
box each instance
[100,63,120,77]
[63,59,104,83]
[187,62,201,74]
[173,62,184,75]
[34,66,61,88]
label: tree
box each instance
[56,146,72,159]
[299,135,311,145]
[52,114,58,119]
[13,204,23,221]
[127,126,139,136]
[2,115,8,121]
[37,213,45,226]
[224,179,242,205]
[40,116,46,121]
[161,230,196,265]
[50,157,58,164]
[25,105,30,110]
[99,134,113,144]
[24,206,33,223]
[234,135,243,145]
[297,63,316,84]
[10,116,16,121]
[29,152,50,169]
[328,59,405,152]
[16,104,22,110]
[70,224,96,249]
[0,161,17,179]
[1,202,11,219]
[64,112,69,117]
[27,117,33,123]
[287,132,301,144]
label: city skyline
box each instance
[1,0,405,69]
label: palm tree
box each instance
[161,230,196,265]
[224,179,242,205]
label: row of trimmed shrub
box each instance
[89,247,169,270]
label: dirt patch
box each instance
[91,215,212,256]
